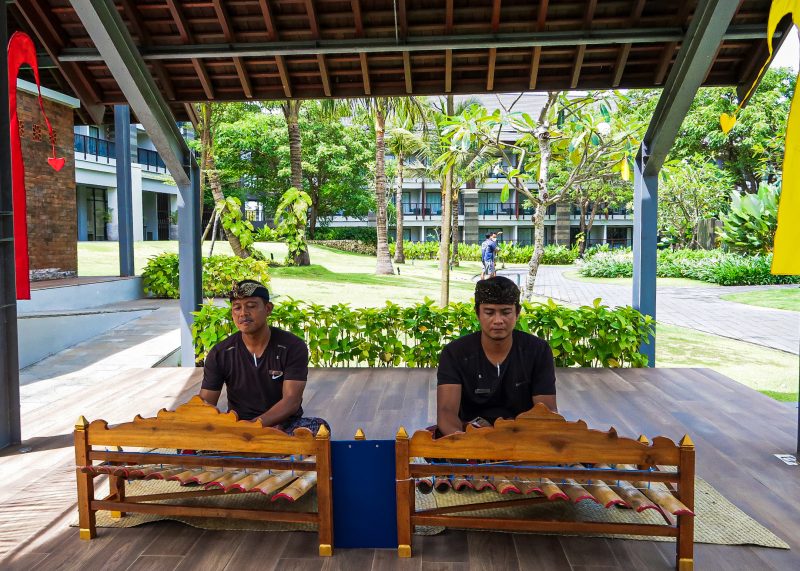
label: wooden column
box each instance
[677,434,695,570]
[396,426,412,557]
[315,424,333,556]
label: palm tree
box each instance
[386,118,426,264]
[352,97,425,275]
[198,103,249,258]
[281,100,310,265]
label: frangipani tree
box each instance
[442,91,641,298]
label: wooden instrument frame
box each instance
[395,403,695,571]
[74,396,334,557]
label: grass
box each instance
[759,390,799,402]
[656,323,799,398]
[564,270,712,288]
[720,288,800,312]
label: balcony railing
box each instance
[74,134,169,173]
[137,148,167,172]
[74,133,116,164]
[400,202,443,218]
[586,238,632,249]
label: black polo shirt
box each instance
[201,327,309,422]
[437,329,556,424]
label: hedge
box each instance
[192,298,653,368]
[142,253,272,298]
[313,226,377,244]
[579,249,800,285]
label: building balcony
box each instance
[74,133,168,174]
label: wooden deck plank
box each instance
[0,367,797,570]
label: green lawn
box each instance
[720,288,800,312]
[564,270,712,288]
[656,323,799,399]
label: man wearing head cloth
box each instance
[435,276,556,436]
[199,280,329,434]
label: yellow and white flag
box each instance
[721,0,800,274]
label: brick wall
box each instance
[17,90,77,275]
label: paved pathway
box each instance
[500,266,800,355]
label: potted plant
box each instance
[169,209,179,240]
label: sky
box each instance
[771,28,799,71]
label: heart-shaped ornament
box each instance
[719,113,737,134]
[48,156,65,171]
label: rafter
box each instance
[528,0,548,90]
[16,0,105,123]
[445,49,452,93]
[398,0,407,39]
[352,1,370,94]
[118,0,175,100]
[304,0,331,96]
[258,0,291,99]
[318,54,331,97]
[164,0,213,98]
[276,55,292,98]
[571,0,597,88]
[446,0,454,34]
[212,0,252,98]
[654,1,693,85]
[612,0,645,87]
[487,0,501,91]
[403,51,413,94]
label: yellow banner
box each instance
[721,0,800,274]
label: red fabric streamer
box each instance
[7,31,65,300]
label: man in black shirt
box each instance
[436,276,556,436]
[199,280,329,435]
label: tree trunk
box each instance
[578,202,588,255]
[524,109,553,300]
[451,192,460,266]
[309,188,319,239]
[394,153,405,263]
[524,203,546,301]
[439,95,454,306]
[374,105,394,275]
[282,101,310,265]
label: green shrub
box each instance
[310,240,376,256]
[387,242,578,264]
[719,183,780,254]
[578,249,800,285]
[192,298,653,367]
[143,253,272,298]
[314,226,377,244]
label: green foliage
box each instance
[621,68,795,189]
[719,183,780,255]
[216,196,264,259]
[387,242,578,265]
[192,298,653,367]
[143,253,272,299]
[314,226,378,244]
[254,226,277,242]
[274,188,312,265]
[579,249,800,285]
[309,240,376,256]
[657,156,733,249]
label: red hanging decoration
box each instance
[7,31,65,300]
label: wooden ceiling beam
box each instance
[398,0,407,39]
[15,0,105,124]
[212,0,252,98]
[304,0,331,96]
[258,0,292,98]
[352,1,370,94]
[487,0,501,91]
[571,0,597,88]
[164,0,214,98]
[276,55,293,98]
[118,0,176,101]
[612,0,645,87]
[403,51,413,94]
[654,1,693,85]
[445,49,452,93]
[445,0,454,34]
[529,0,549,90]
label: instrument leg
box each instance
[109,475,126,518]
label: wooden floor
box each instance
[1,367,798,570]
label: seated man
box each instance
[436,276,556,437]
[199,280,328,435]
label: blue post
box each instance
[178,152,202,367]
[114,105,134,276]
[632,146,658,367]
